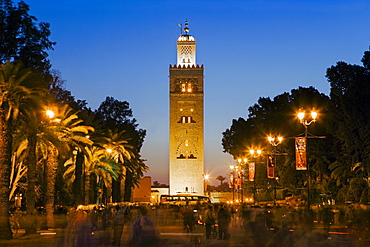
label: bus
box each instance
[160,195,211,206]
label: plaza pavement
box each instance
[1,221,370,247]
[1,206,370,247]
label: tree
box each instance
[103,128,134,202]
[0,62,45,239]
[0,0,56,72]
[326,49,370,203]
[216,175,226,186]
[222,86,331,202]
[94,97,147,202]
[153,181,168,187]
[41,104,93,228]
[64,146,119,204]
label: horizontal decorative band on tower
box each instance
[170,64,203,69]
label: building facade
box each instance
[169,21,205,195]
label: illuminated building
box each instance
[169,21,204,195]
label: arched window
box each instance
[178,116,196,123]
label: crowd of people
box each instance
[61,204,160,247]
[8,202,370,246]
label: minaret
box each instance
[169,21,205,195]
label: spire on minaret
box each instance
[184,20,189,34]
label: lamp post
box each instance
[237,158,247,203]
[297,108,318,209]
[203,174,209,195]
[249,149,261,203]
[267,135,283,206]
[229,165,236,203]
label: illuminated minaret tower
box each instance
[169,21,204,195]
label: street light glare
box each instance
[311,110,318,120]
[297,111,305,121]
[46,109,55,119]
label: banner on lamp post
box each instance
[229,173,234,188]
[249,162,255,181]
[267,155,275,178]
[237,171,243,185]
[295,137,307,170]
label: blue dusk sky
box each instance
[25,0,370,185]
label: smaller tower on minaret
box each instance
[177,20,196,66]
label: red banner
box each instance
[237,171,243,187]
[267,155,275,178]
[249,162,255,181]
[229,173,234,188]
[295,137,307,170]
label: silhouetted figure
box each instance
[203,205,216,239]
[217,205,231,240]
[100,206,108,230]
[129,206,160,247]
[112,205,127,247]
[89,206,99,231]
[72,209,92,247]
[322,206,333,235]
[182,206,195,232]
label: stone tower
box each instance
[169,21,204,195]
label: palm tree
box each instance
[0,62,45,239]
[216,175,226,186]
[14,103,94,230]
[103,128,136,202]
[41,104,93,228]
[9,147,28,201]
[123,155,148,202]
[64,146,119,204]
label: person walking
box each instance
[182,206,196,232]
[112,205,127,247]
[129,206,160,247]
[203,205,216,239]
[217,205,231,240]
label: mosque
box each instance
[169,21,205,195]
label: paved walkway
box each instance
[2,206,370,247]
[1,223,370,247]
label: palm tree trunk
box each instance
[45,146,58,228]
[74,151,84,205]
[25,134,37,234]
[84,171,91,204]
[0,107,13,239]
[123,171,132,202]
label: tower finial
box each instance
[184,19,189,34]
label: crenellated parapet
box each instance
[170,64,203,69]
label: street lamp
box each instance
[249,149,262,203]
[236,158,247,203]
[297,108,317,137]
[203,174,209,195]
[297,108,318,208]
[46,109,55,119]
[229,165,236,203]
[267,136,283,147]
[267,135,283,206]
